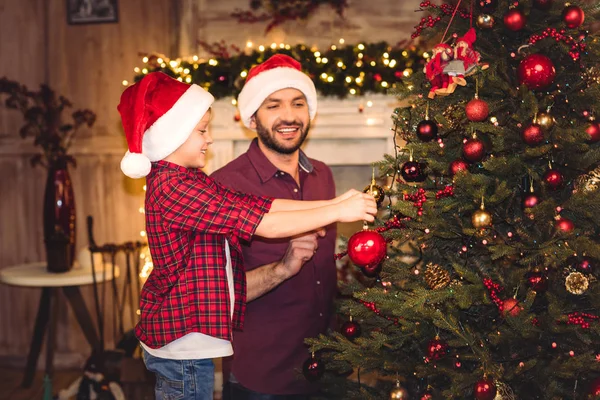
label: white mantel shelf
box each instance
[0,94,400,173]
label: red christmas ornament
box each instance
[449,159,469,176]
[555,217,575,233]
[462,137,486,163]
[427,337,449,360]
[234,111,241,122]
[341,318,362,340]
[401,161,426,182]
[518,54,556,90]
[420,393,434,400]
[573,257,594,274]
[526,271,548,292]
[543,168,564,190]
[360,263,382,277]
[503,8,527,31]
[533,0,553,10]
[562,5,585,29]
[416,120,438,142]
[522,123,545,145]
[502,298,522,317]
[347,229,387,268]
[302,354,325,382]
[477,0,498,11]
[586,122,600,143]
[588,376,600,397]
[465,98,489,122]
[474,378,497,400]
[522,192,540,208]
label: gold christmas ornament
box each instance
[575,166,600,192]
[363,166,386,207]
[425,262,451,290]
[476,14,495,29]
[565,271,589,295]
[494,381,516,400]
[390,381,409,399]
[472,197,492,228]
[535,112,555,130]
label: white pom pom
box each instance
[120,151,151,179]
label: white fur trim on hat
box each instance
[120,151,152,179]
[143,84,214,162]
[237,67,317,129]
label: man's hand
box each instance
[273,231,322,281]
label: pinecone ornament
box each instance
[425,263,451,289]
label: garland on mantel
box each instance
[130,41,427,100]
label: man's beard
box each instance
[255,118,310,155]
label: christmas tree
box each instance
[307,1,600,399]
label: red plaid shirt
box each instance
[135,160,273,349]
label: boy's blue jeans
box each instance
[142,348,215,400]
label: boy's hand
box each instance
[334,189,361,204]
[274,232,320,280]
[337,192,377,223]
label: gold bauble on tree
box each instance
[565,271,589,295]
[575,165,600,193]
[425,262,451,290]
[390,381,409,399]
[476,14,495,29]
[363,166,385,207]
[472,197,492,229]
[536,111,555,130]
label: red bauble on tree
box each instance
[427,337,449,360]
[518,54,556,90]
[586,122,600,143]
[587,376,600,398]
[465,98,489,122]
[522,191,540,208]
[543,168,564,190]
[462,137,486,163]
[302,353,325,382]
[401,160,426,182]
[562,4,585,29]
[502,298,522,317]
[341,317,361,340]
[526,271,548,292]
[533,0,553,10]
[474,378,497,400]
[416,119,438,142]
[503,8,527,31]
[449,159,469,176]
[522,123,545,145]
[347,228,387,269]
[555,217,575,233]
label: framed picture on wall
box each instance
[67,0,119,25]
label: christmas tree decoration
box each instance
[425,262,451,289]
[424,43,457,99]
[522,122,545,146]
[416,103,438,142]
[401,151,427,182]
[463,133,486,163]
[495,382,516,400]
[427,336,449,360]
[341,316,362,340]
[347,226,387,269]
[502,297,522,317]
[555,217,575,234]
[360,263,383,278]
[525,270,548,292]
[302,353,325,382]
[572,257,594,274]
[518,54,556,90]
[533,0,553,10]
[474,378,497,400]
[364,167,385,207]
[466,96,489,122]
[522,178,540,209]
[503,9,527,31]
[543,165,565,190]
[561,4,585,29]
[472,198,493,229]
[586,122,600,143]
[587,376,600,397]
[565,271,589,295]
[575,165,600,192]
[449,159,469,176]
[477,0,498,11]
[476,14,495,29]
[390,381,409,399]
[536,111,555,130]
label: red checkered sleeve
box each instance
[160,174,273,242]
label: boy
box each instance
[118,72,376,399]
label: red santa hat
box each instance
[237,54,317,129]
[457,28,477,46]
[117,72,214,178]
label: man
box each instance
[211,54,337,399]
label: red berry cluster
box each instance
[436,185,455,199]
[565,312,599,329]
[359,300,400,325]
[483,278,505,311]
[404,188,428,216]
[412,1,471,38]
[528,28,587,61]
